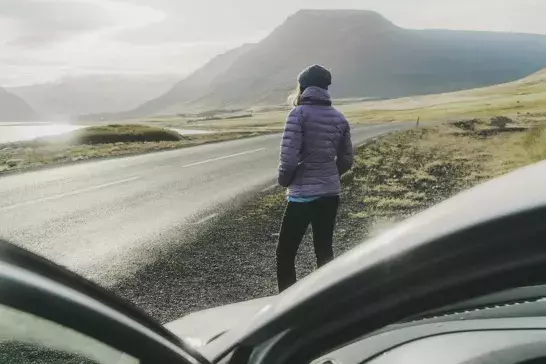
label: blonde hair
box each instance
[288,85,305,107]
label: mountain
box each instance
[118,9,546,118]
[8,74,178,118]
[0,87,36,121]
[129,44,254,117]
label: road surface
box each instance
[0,122,410,284]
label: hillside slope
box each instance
[132,44,254,117]
[123,9,546,117]
[338,67,546,123]
[0,87,36,121]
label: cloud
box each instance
[2,0,112,45]
[353,0,546,34]
[2,0,545,87]
[0,0,165,46]
[0,0,180,86]
[112,0,281,44]
[0,37,243,86]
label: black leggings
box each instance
[276,196,340,292]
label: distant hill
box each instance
[126,44,254,118]
[329,66,546,125]
[8,74,178,118]
[0,87,36,121]
[113,9,546,119]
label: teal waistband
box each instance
[288,196,320,203]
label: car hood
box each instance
[164,296,276,348]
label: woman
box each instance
[276,64,354,292]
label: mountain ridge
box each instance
[94,9,546,118]
[8,74,179,118]
[0,87,36,122]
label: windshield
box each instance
[1,0,546,359]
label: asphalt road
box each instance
[0,122,410,285]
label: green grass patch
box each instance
[345,123,546,224]
[40,124,185,145]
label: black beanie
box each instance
[297,65,332,90]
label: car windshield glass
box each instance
[0,302,137,363]
[1,1,546,362]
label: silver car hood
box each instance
[164,296,276,348]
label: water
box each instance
[0,123,212,144]
[0,122,84,144]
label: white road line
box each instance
[0,176,141,212]
[190,213,219,225]
[261,184,278,193]
[181,148,266,168]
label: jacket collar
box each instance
[300,86,332,106]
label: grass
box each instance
[341,69,546,124]
[115,68,546,132]
[57,124,184,144]
[521,126,546,163]
[0,125,267,173]
[345,123,546,224]
[96,69,546,135]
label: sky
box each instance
[0,0,544,87]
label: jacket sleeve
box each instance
[337,119,354,176]
[278,107,303,187]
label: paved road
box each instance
[0,122,410,284]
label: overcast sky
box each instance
[0,0,544,87]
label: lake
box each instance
[0,123,211,144]
[0,122,84,144]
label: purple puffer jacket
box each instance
[277,86,353,197]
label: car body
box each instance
[3,159,546,363]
